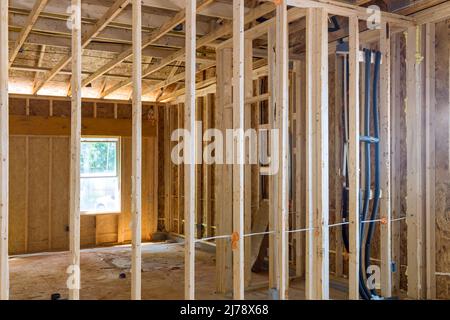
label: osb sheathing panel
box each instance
[27,136,51,253]
[8,136,27,253]
[435,19,450,299]
[50,137,70,251]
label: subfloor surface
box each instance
[10,242,348,300]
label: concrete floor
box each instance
[9,242,348,300]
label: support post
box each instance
[390,33,401,296]
[131,0,142,301]
[267,26,279,292]
[0,0,9,301]
[305,7,329,300]
[379,21,392,297]
[215,48,233,294]
[275,0,289,300]
[406,26,425,300]
[185,0,196,300]
[69,0,82,301]
[424,22,436,300]
[232,0,245,300]
[348,14,360,300]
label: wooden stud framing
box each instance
[184,0,196,300]
[304,10,314,299]
[275,0,289,300]
[424,22,436,300]
[0,0,9,301]
[348,14,360,301]
[304,6,329,300]
[203,94,213,238]
[379,21,392,297]
[68,0,82,301]
[406,26,425,300]
[215,47,233,294]
[267,26,278,292]
[131,0,142,301]
[232,0,245,300]
[244,38,253,288]
[390,32,401,296]
[286,0,414,27]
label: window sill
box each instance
[80,211,121,216]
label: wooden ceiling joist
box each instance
[100,1,275,98]
[32,0,131,95]
[8,0,49,68]
[81,0,215,89]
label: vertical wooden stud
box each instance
[0,0,9,301]
[215,48,233,294]
[131,0,142,301]
[406,26,425,300]
[185,0,196,300]
[305,7,329,300]
[232,0,245,300]
[425,22,436,300]
[244,38,253,288]
[380,21,392,297]
[267,26,279,291]
[275,0,289,300]
[348,14,360,301]
[69,0,82,301]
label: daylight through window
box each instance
[80,137,120,214]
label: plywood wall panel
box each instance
[95,215,118,244]
[119,137,132,242]
[27,137,50,252]
[434,19,450,300]
[80,215,96,247]
[9,136,27,254]
[50,137,70,250]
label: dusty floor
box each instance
[9,242,348,300]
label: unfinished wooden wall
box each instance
[156,18,450,300]
[435,18,450,300]
[8,97,159,255]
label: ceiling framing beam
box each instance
[81,0,215,89]
[9,0,49,67]
[100,1,275,98]
[32,0,131,94]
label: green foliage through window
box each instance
[81,138,117,177]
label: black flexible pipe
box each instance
[359,48,373,300]
[364,50,382,296]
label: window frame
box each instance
[80,136,122,216]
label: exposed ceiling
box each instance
[7,0,447,102]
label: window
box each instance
[80,137,120,214]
